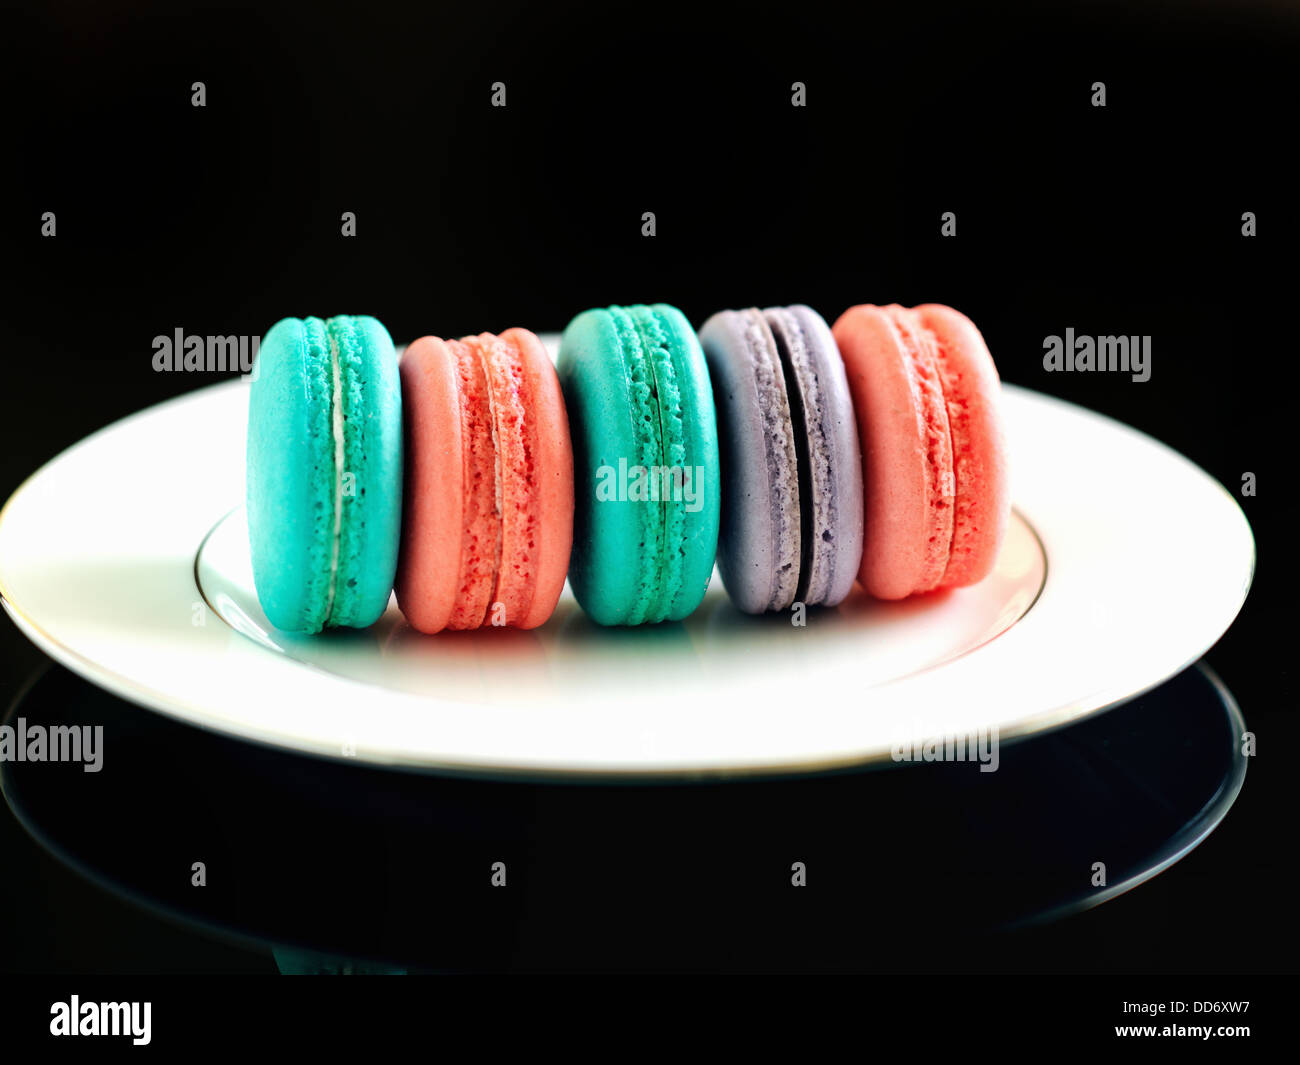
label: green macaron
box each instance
[557,304,720,625]
[245,315,402,633]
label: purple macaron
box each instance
[699,305,864,613]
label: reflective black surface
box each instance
[0,0,1292,983]
[0,661,1246,972]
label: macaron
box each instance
[699,305,863,613]
[246,315,403,633]
[831,303,1009,600]
[557,304,721,626]
[395,328,573,633]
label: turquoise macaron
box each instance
[557,304,721,625]
[245,315,403,633]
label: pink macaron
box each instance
[395,328,574,633]
[831,303,1009,600]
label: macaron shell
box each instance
[643,304,721,622]
[831,304,955,600]
[394,335,466,634]
[700,308,800,614]
[914,304,1010,587]
[557,308,657,626]
[246,317,336,632]
[765,304,864,607]
[500,327,574,629]
[328,315,402,629]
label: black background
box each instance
[0,0,1294,977]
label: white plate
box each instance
[0,339,1254,778]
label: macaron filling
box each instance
[475,332,538,626]
[765,308,826,607]
[289,316,337,632]
[740,309,800,610]
[628,305,688,623]
[285,316,373,631]
[444,337,501,629]
[327,315,384,628]
[478,338,508,621]
[768,305,863,607]
[606,307,666,624]
[321,321,346,625]
[420,333,545,630]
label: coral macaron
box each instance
[831,303,1009,600]
[395,328,573,633]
